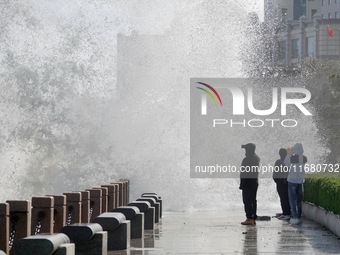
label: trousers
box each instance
[288,182,303,219]
[242,185,258,220]
[276,180,291,215]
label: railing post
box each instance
[119,181,126,206]
[122,180,130,205]
[46,195,66,233]
[0,203,9,254]
[112,182,124,207]
[86,189,102,221]
[31,197,54,235]
[63,192,82,225]
[120,180,128,205]
[93,186,108,213]
[80,191,90,224]
[6,200,31,254]
[101,185,116,211]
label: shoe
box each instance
[290,218,301,225]
[241,219,255,225]
[278,215,290,220]
[275,213,283,218]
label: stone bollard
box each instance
[111,182,124,207]
[31,197,54,235]
[92,187,108,213]
[61,223,107,255]
[93,212,130,250]
[128,201,154,230]
[63,192,82,225]
[101,185,117,211]
[78,191,90,224]
[86,189,102,221]
[0,203,9,254]
[136,198,160,223]
[142,193,162,218]
[112,206,144,239]
[46,195,67,233]
[6,200,31,254]
[13,233,74,255]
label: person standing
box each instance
[285,143,307,225]
[273,148,291,220]
[239,143,260,226]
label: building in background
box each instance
[307,0,321,20]
[321,0,340,19]
[265,0,320,22]
[275,16,340,66]
[264,0,340,67]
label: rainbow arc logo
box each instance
[196,82,223,115]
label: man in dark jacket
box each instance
[273,148,291,220]
[239,143,260,226]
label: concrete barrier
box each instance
[302,202,340,238]
[136,198,160,223]
[61,223,107,255]
[93,212,130,250]
[112,206,144,239]
[13,233,74,255]
[128,201,154,230]
[141,193,162,218]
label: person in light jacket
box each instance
[284,143,307,225]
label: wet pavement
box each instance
[108,210,340,254]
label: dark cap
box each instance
[241,143,256,154]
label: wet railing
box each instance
[0,180,162,255]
